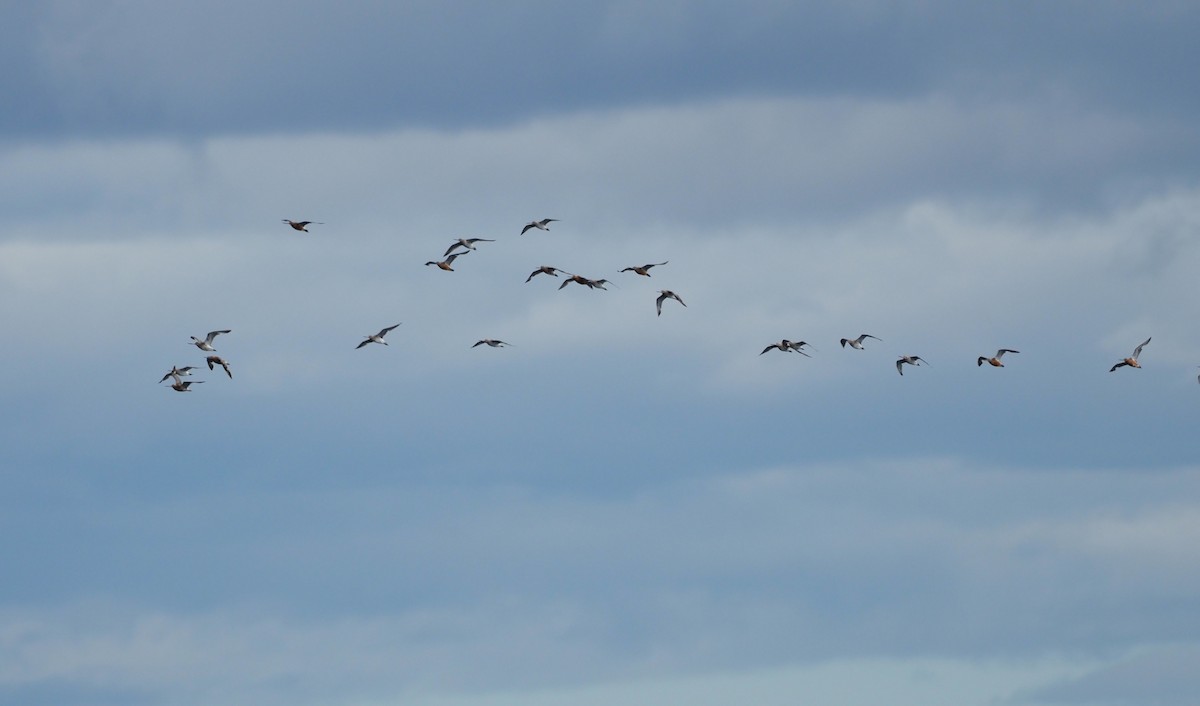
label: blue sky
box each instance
[2,2,1200,705]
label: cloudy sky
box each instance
[2,2,1200,705]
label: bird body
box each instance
[1110,337,1151,372]
[760,340,812,357]
[978,349,1019,367]
[559,274,604,290]
[841,334,881,350]
[170,380,203,392]
[206,355,232,378]
[190,330,231,352]
[896,355,928,376]
[521,218,558,234]
[472,339,510,348]
[526,265,565,282]
[620,261,668,277]
[656,290,686,316]
[425,252,466,271]
[159,366,198,383]
[357,324,401,349]
[282,220,322,232]
[444,238,496,257]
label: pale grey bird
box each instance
[896,355,928,376]
[521,218,558,234]
[444,238,496,257]
[840,333,882,350]
[1110,337,1151,372]
[978,348,1019,367]
[159,365,199,383]
[472,339,511,348]
[357,323,401,349]
[170,379,204,392]
[656,290,686,316]
[206,355,232,379]
[190,330,231,352]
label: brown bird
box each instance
[169,379,204,392]
[526,265,566,283]
[559,274,603,290]
[1110,337,1151,372]
[282,219,323,232]
[425,252,467,271]
[620,261,668,277]
[521,218,558,234]
[206,355,232,379]
[978,349,1019,367]
[656,290,686,316]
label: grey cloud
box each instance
[1018,644,1200,706]
[2,2,1199,139]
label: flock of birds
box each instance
[159,219,1177,392]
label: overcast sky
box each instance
[2,3,1200,706]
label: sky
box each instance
[2,2,1200,705]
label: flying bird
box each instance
[425,252,467,271]
[521,218,558,234]
[357,323,402,349]
[169,379,204,392]
[159,366,198,383]
[472,339,510,348]
[656,290,686,316]
[896,355,928,376]
[206,355,232,379]
[760,340,812,357]
[978,349,1020,367]
[190,330,231,352]
[620,261,668,277]
[526,266,567,282]
[444,238,496,257]
[840,334,882,350]
[559,274,604,290]
[1109,337,1151,372]
[282,220,323,232]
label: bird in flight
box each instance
[206,355,232,379]
[1110,337,1151,372]
[159,365,198,383]
[169,379,204,392]
[656,290,686,316]
[978,349,1020,367]
[472,339,511,348]
[425,252,467,271]
[526,265,567,283]
[521,218,558,234]
[190,330,231,352]
[444,238,496,257]
[840,334,882,350]
[282,220,323,232]
[760,340,812,357]
[896,355,928,376]
[559,274,605,290]
[357,324,402,349]
[620,261,668,277]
